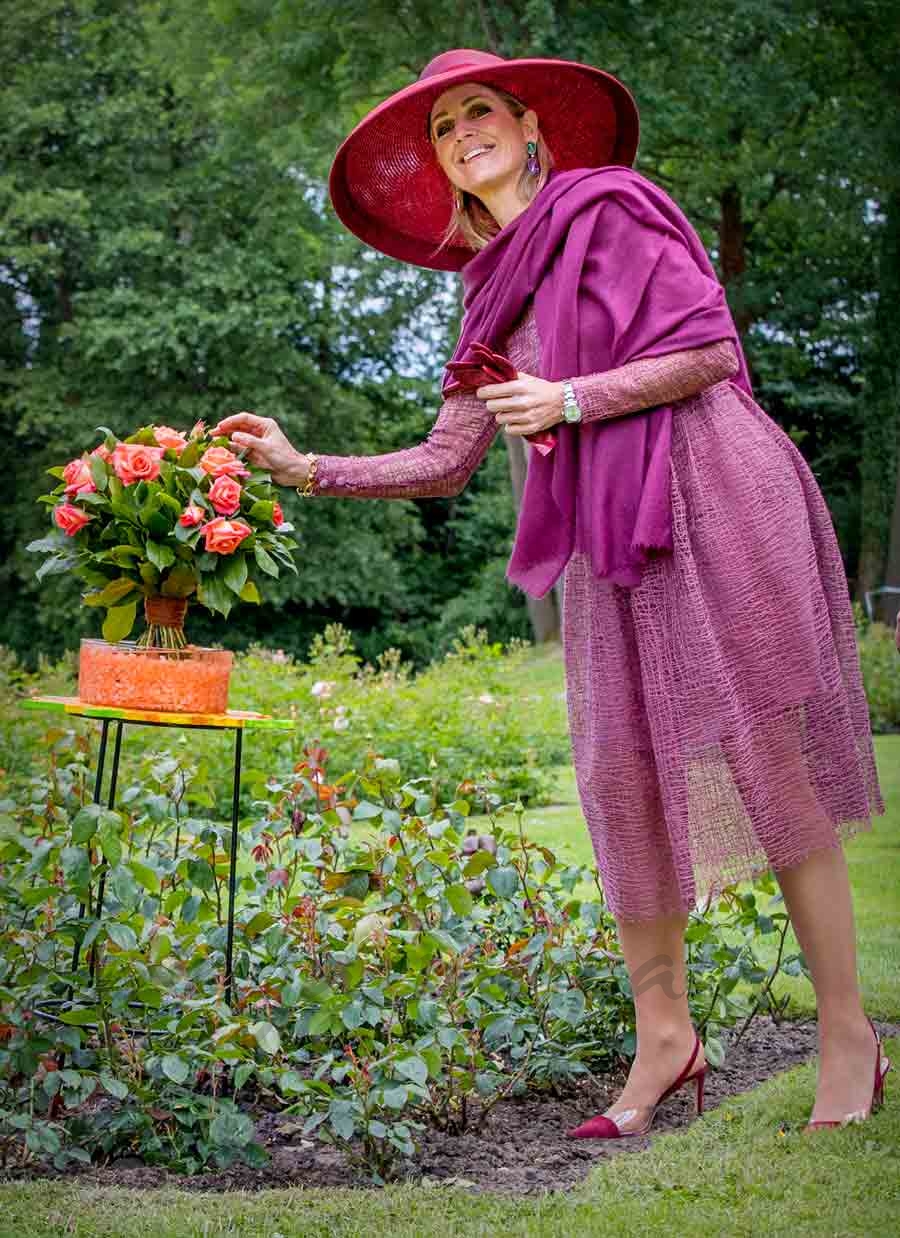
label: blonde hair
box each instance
[430,84,554,255]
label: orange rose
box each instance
[272,502,285,527]
[200,517,252,554]
[199,445,250,479]
[111,442,165,486]
[179,503,206,527]
[62,457,96,497]
[153,425,189,452]
[208,474,243,516]
[54,503,92,537]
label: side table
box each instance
[23,696,294,1005]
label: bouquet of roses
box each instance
[28,421,298,646]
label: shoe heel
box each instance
[695,1068,706,1116]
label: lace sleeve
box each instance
[311,390,499,499]
[570,339,740,423]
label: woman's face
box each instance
[429,83,536,200]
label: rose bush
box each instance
[0,738,801,1180]
[28,424,298,643]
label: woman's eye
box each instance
[434,120,452,138]
[469,103,490,117]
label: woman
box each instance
[216,49,890,1138]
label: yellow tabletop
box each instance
[23,695,295,731]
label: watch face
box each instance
[564,406,582,423]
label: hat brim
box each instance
[329,56,639,272]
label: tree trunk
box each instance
[504,433,560,642]
[857,188,900,607]
[718,182,752,337]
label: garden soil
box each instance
[8,1015,898,1197]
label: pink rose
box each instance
[153,425,189,452]
[208,474,243,516]
[199,446,249,479]
[179,503,206,527]
[62,458,96,497]
[111,442,165,486]
[190,420,207,440]
[91,443,113,462]
[54,503,92,537]
[272,502,285,527]
[200,517,252,555]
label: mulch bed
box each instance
[6,1015,897,1197]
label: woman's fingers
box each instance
[213,411,272,438]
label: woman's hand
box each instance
[212,412,308,486]
[475,371,565,437]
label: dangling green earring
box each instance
[526,140,540,176]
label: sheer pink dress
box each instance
[311,306,885,922]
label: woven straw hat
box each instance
[328,48,640,272]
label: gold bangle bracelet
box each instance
[296,453,319,498]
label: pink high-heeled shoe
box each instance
[566,1028,706,1140]
[804,1016,891,1131]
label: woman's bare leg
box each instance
[775,844,878,1122]
[601,910,706,1130]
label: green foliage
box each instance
[856,621,900,734]
[0,737,805,1181]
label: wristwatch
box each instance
[561,380,583,424]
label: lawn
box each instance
[2,646,898,1236]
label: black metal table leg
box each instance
[89,721,123,980]
[225,727,243,1006]
[71,718,111,975]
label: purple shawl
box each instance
[443,167,752,596]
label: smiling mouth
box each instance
[460,146,493,165]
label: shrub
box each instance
[0,737,807,1180]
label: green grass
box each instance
[2,1056,899,1237]
[4,644,899,1236]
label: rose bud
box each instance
[272,501,285,527]
[179,503,206,527]
[54,503,92,537]
[62,457,96,497]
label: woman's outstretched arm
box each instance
[214,389,499,499]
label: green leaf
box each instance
[251,1020,281,1056]
[71,804,101,844]
[161,1054,190,1084]
[253,545,279,577]
[36,554,78,582]
[102,601,137,642]
[89,454,109,491]
[486,866,519,899]
[197,573,234,617]
[107,922,138,951]
[146,540,175,570]
[100,1072,128,1100]
[248,499,275,522]
[98,823,123,867]
[394,1055,428,1087]
[222,553,248,595]
[59,1007,100,1026]
[83,577,139,608]
[445,883,473,916]
[239,579,261,604]
[160,563,196,597]
[548,988,586,1027]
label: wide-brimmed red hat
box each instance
[328,48,639,272]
